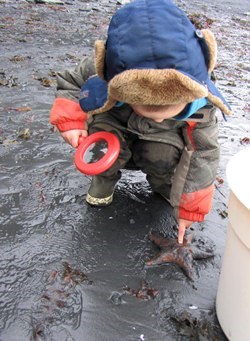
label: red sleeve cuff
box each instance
[56,120,86,132]
[178,208,205,222]
[50,98,88,130]
[177,184,214,222]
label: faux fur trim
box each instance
[90,88,233,116]
[207,92,232,115]
[95,40,105,80]
[93,37,231,116]
[202,29,217,73]
[109,69,208,105]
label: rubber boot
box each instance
[86,173,121,206]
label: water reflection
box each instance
[83,141,108,164]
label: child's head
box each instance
[80,0,231,117]
[131,104,187,122]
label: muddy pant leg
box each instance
[132,140,181,200]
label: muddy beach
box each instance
[0,0,249,340]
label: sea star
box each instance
[146,233,214,279]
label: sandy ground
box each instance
[0,0,249,340]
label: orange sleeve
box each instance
[50,98,88,132]
[178,184,214,222]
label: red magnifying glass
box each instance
[74,131,120,175]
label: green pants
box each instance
[88,105,184,200]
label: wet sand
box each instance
[0,0,249,340]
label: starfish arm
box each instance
[177,252,195,279]
[148,234,173,247]
[193,249,214,259]
[146,252,173,266]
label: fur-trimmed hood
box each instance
[80,0,232,116]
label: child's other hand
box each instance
[61,129,88,148]
[177,218,193,244]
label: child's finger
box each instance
[71,136,79,148]
[178,223,186,244]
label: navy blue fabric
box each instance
[105,0,208,83]
[79,76,108,112]
[206,76,232,110]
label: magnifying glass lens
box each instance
[75,131,120,175]
[84,140,108,163]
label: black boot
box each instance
[86,173,121,206]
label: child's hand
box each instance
[61,129,88,148]
[177,218,193,244]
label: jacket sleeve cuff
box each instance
[177,184,214,222]
[56,120,86,132]
[178,208,205,222]
[50,97,88,130]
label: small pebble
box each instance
[189,305,198,310]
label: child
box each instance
[50,0,232,244]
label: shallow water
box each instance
[0,0,249,340]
